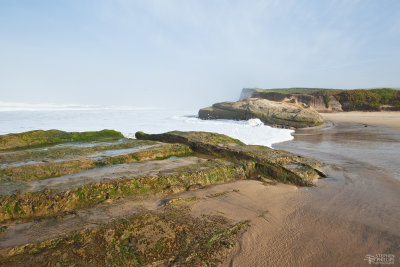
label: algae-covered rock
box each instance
[136,131,325,186]
[0,159,249,222]
[0,206,249,266]
[0,143,193,182]
[0,128,328,266]
[0,130,325,223]
[0,129,124,151]
[198,98,324,128]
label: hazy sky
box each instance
[1,0,399,108]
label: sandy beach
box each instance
[322,111,400,130]
[221,112,400,266]
[1,112,399,265]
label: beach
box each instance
[2,0,399,264]
[1,111,399,265]
[0,129,321,265]
[221,112,400,266]
[321,111,400,130]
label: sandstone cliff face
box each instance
[240,88,400,112]
[199,98,324,128]
[250,92,343,113]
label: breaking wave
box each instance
[0,104,293,147]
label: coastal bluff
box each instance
[199,98,323,128]
[240,88,400,112]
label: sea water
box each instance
[0,102,294,147]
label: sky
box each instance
[0,0,399,108]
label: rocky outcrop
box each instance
[136,131,326,186]
[199,98,324,128]
[0,205,248,266]
[0,129,326,265]
[0,130,325,223]
[0,129,124,151]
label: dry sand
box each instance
[321,111,400,130]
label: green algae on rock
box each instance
[136,131,325,186]
[0,143,193,182]
[0,159,250,222]
[0,139,155,165]
[0,206,249,266]
[0,129,328,266]
[0,130,325,223]
[0,129,124,151]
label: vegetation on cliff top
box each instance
[250,88,400,111]
[336,88,400,110]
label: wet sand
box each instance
[1,113,399,266]
[223,117,400,266]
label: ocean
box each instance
[0,102,294,147]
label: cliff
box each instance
[240,88,400,112]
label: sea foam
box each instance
[0,103,293,147]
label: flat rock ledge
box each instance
[0,130,326,266]
[199,98,324,128]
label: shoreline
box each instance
[1,112,399,265]
[223,115,400,266]
[0,130,323,265]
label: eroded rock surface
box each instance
[136,131,326,186]
[240,87,400,112]
[199,98,324,128]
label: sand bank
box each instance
[322,111,400,130]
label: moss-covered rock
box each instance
[0,130,325,223]
[136,131,325,186]
[0,139,155,164]
[0,129,124,151]
[0,206,249,266]
[0,129,329,265]
[0,143,193,181]
[0,160,250,222]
